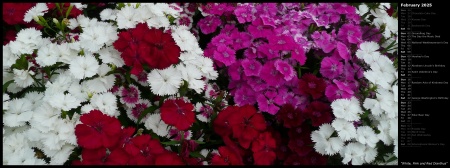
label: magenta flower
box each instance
[228,60,243,80]
[214,45,236,66]
[337,23,362,44]
[311,31,336,53]
[260,61,286,87]
[274,60,295,81]
[241,58,262,77]
[248,18,274,38]
[247,76,268,92]
[343,62,364,81]
[258,44,280,60]
[257,90,280,115]
[336,42,351,61]
[120,85,140,107]
[362,26,382,42]
[234,5,255,23]
[230,32,252,50]
[268,35,296,51]
[234,85,257,106]
[320,57,343,79]
[255,3,277,16]
[291,45,307,65]
[325,82,354,102]
[198,15,222,34]
[211,33,233,47]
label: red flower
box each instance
[130,134,166,165]
[110,127,140,156]
[143,28,181,69]
[155,152,185,165]
[211,146,244,165]
[300,152,328,165]
[113,23,181,75]
[298,73,326,99]
[180,140,199,158]
[304,101,333,127]
[287,131,313,157]
[160,99,195,131]
[75,110,122,149]
[2,3,35,25]
[3,30,17,45]
[213,106,238,137]
[228,105,266,149]
[251,131,277,165]
[276,104,306,128]
[75,147,130,165]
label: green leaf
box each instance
[194,140,205,144]
[161,140,180,146]
[189,151,205,159]
[136,105,158,125]
[3,80,15,93]
[386,155,397,162]
[65,4,74,18]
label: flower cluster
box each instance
[3,2,398,166]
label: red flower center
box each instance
[93,123,104,133]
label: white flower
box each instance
[377,88,397,118]
[311,124,344,155]
[177,64,205,94]
[356,126,379,148]
[125,99,151,123]
[79,25,109,52]
[24,91,44,109]
[133,4,155,22]
[36,43,59,66]
[56,43,78,64]
[383,17,398,38]
[171,26,199,52]
[67,18,80,30]
[392,84,398,102]
[363,145,378,163]
[16,27,42,48]
[3,124,30,137]
[24,3,48,23]
[376,120,393,145]
[370,9,389,28]
[69,54,100,79]
[43,144,75,165]
[147,16,170,29]
[3,132,30,162]
[84,64,115,93]
[3,93,10,111]
[68,82,89,103]
[48,93,81,111]
[393,139,398,158]
[389,119,398,140]
[144,113,170,137]
[340,142,366,165]
[147,66,183,96]
[100,8,117,21]
[356,4,369,16]
[8,40,34,55]
[4,71,23,93]
[71,3,87,10]
[197,56,218,80]
[363,98,384,116]
[332,118,357,141]
[90,92,118,117]
[6,147,46,165]
[3,98,33,127]
[331,97,363,122]
[116,6,138,29]
[81,103,95,114]
[3,44,19,68]
[44,71,74,99]
[13,69,35,88]
[98,46,125,67]
[29,102,60,133]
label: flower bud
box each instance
[53,18,59,25]
[33,15,40,23]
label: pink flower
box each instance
[337,23,362,44]
[119,85,140,107]
[234,5,255,23]
[214,45,236,66]
[228,60,243,80]
[230,32,252,50]
[274,60,295,81]
[247,77,268,92]
[234,85,257,106]
[325,81,354,102]
[291,45,307,65]
[241,58,262,77]
[260,61,286,87]
[257,90,280,115]
[211,33,233,47]
[198,15,222,34]
[336,42,351,61]
[268,35,296,51]
[320,57,343,79]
